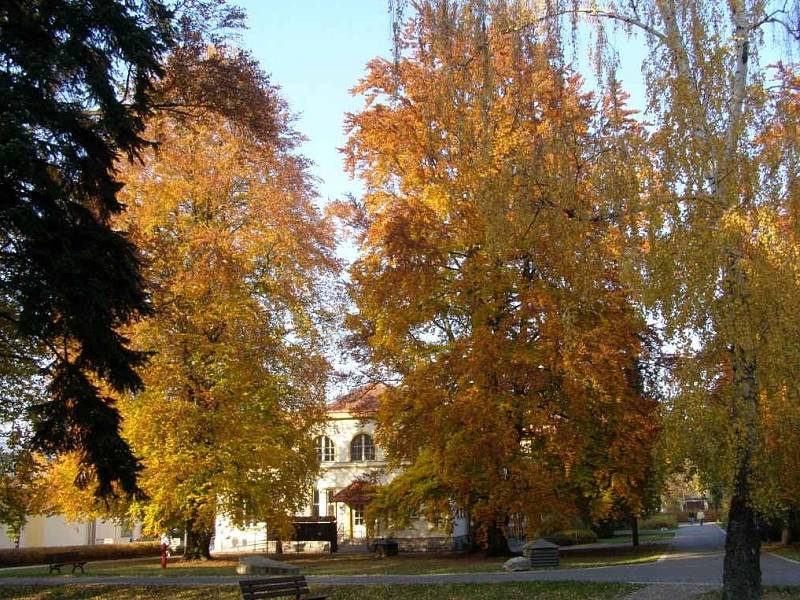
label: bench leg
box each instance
[72,564,85,574]
[48,566,61,575]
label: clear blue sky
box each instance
[238,1,393,211]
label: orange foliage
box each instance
[344,2,658,546]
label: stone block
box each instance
[503,556,532,571]
[235,555,300,576]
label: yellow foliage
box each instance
[343,1,659,545]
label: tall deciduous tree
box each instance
[440,1,800,596]
[115,98,339,558]
[346,1,659,554]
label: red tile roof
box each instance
[328,382,386,415]
[330,479,376,505]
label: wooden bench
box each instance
[239,575,327,600]
[47,552,87,574]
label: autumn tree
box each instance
[113,77,338,557]
[421,0,800,596]
[345,1,659,555]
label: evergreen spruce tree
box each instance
[0,0,172,495]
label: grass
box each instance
[0,557,241,578]
[0,546,665,579]
[598,530,675,545]
[560,546,665,568]
[0,582,641,599]
[768,544,800,562]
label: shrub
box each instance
[0,542,161,567]
[544,529,598,546]
[640,514,679,530]
[592,520,618,539]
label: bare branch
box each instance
[507,6,667,43]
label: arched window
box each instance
[350,433,375,462]
[315,436,335,462]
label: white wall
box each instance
[0,516,140,549]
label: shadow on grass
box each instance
[0,582,640,600]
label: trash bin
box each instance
[373,539,399,557]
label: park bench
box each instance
[239,575,327,600]
[47,552,87,574]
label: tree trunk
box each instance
[631,515,639,547]
[183,520,213,561]
[723,450,761,600]
[485,520,509,557]
[781,526,791,547]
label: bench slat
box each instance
[239,575,324,600]
[240,582,309,591]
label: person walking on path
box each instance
[697,510,705,526]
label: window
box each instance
[311,489,320,517]
[326,490,336,518]
[350,433,375,461]
[353,505,365,526]
[315,436,335,462]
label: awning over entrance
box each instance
[330,480,375,507]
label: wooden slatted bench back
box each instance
[239,575,326,600]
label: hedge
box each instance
[544,529,598,546]
[0,542,161,567]
[640,514,679,530]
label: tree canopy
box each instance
[0,0,174,497]
[112,83,339,557]
[345,1,659,553]
[419,1,800,596]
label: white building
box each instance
[213,384,468,554]
[0,515,141,549]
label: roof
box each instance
[330,479,376,505]
[327,383,386,415]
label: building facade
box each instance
[212,384,468,554]
[0,516,141,550]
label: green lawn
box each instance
[0,582,640,600]
[560,546,665,568]
[769,545,800,562]
[0,547,665,579]
[0,558,241,579]
[598,530,676,545]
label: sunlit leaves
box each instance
[347,1,659,547]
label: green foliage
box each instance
[544,529,599,547]
[0,0,174,496]
[0,449,44,546]
[639,514,678,530]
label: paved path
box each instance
[0,524,796,589]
